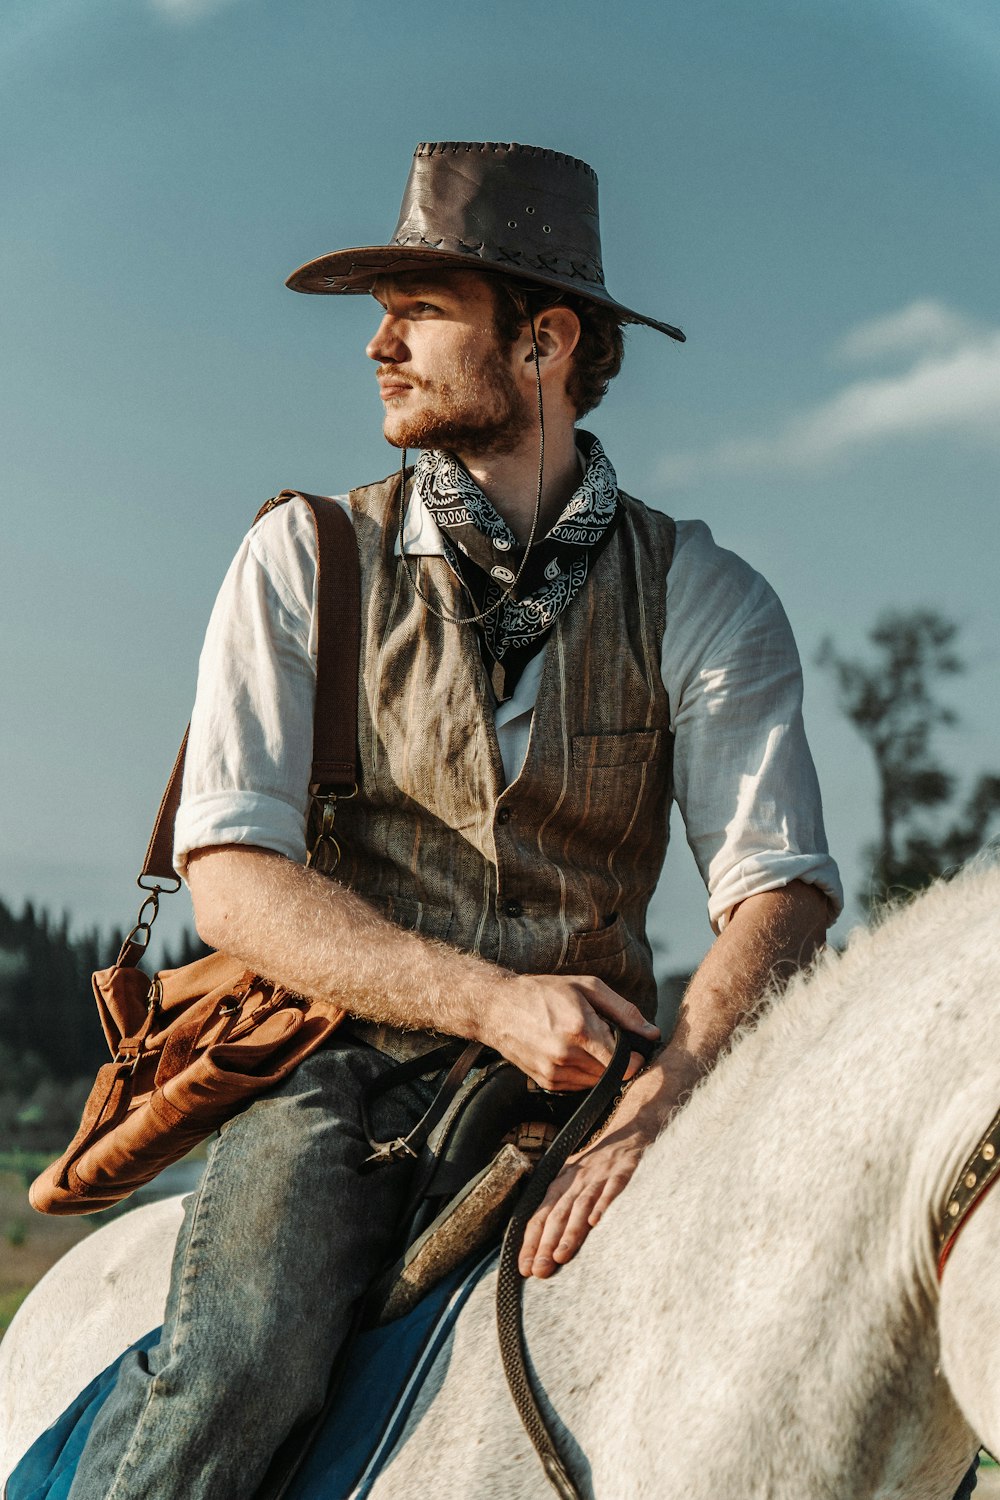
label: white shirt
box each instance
[176,491,843,932]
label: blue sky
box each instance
[2,0,998,971]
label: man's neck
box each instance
[455,426,583,546]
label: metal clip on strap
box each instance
[306,782,359,874]
[360,1041,486,1170]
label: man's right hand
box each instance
[481,973,659,1092]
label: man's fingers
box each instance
[499,973,658,1090]
[519,1172,578,1277]
[518,1166,613,1278]
[518,1205,547,1275]
[579,1014,616,1069]
[551,1195,598,1264]
[519,1197,562,1277]
[589,1167,634,1224]
[535,1043,649,1092]
[517,1140,646,1278]
[583,983,659,1041]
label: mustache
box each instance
[377,366,427,388]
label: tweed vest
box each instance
[333,469,676,1026]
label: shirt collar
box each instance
[393,485,446,558]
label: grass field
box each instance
[0,1159,96,1338]
[977,1459,1000,1498]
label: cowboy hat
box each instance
[286,140,685,342]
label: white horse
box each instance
[3,860,1000,1498]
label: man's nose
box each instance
[366,315,408,364]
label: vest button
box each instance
[497,808,512,825]
[504,899,523,918]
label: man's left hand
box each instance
[517,1116,652,1277]
[517,881,831,1278]
[517,1030,703,1277]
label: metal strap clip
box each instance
[363,1136,419,1168]
[306,783,359,873]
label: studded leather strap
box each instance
[937,1104,1000,1277]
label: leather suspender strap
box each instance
[139,491,360,885]
[305,492,361,791]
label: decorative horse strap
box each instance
[937,1103,1000,1278]
[497,1028,656,1500]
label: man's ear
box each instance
[524,305,581,369]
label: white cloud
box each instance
[834,299,981,363]
[149,0,243,21]
[660,301,1000,487]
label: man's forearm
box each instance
[608,878,831,1131]
[186,845,659,1085]
[188,845,505,1040]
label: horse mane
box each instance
[684,849,1000,1116]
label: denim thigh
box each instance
[68,1038,438,1500]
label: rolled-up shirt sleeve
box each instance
[173,500,321,879]
[664,519,843,931]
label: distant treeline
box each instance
[0,895,207,1146]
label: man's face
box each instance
[366,270,532,457]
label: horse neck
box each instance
[528,864,1000,1488]
[653,862,1000,1301]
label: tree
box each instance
[818,610,1000,910]
[0,897,123,1086]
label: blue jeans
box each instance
[68,1039,438,1500]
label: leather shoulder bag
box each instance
[31,491,360,1216]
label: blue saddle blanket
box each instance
[7,1251,497,1500]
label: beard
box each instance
[380,346,534,459]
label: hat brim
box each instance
[285,245,685,342]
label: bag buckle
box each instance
[113,1040,147,1075]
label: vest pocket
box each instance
[372,893,454,943]
[571,729,662,769]
[565,912,631,964]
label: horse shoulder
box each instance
[369,1268,548,1500]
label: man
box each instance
[70,141,841,1499]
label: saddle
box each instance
[360,1044,583,1325]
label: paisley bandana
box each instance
[412,431,622,702]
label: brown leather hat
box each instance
[286,141,685,342]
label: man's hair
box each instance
[489,275,626,418]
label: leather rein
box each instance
[497,1028,654,1500]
